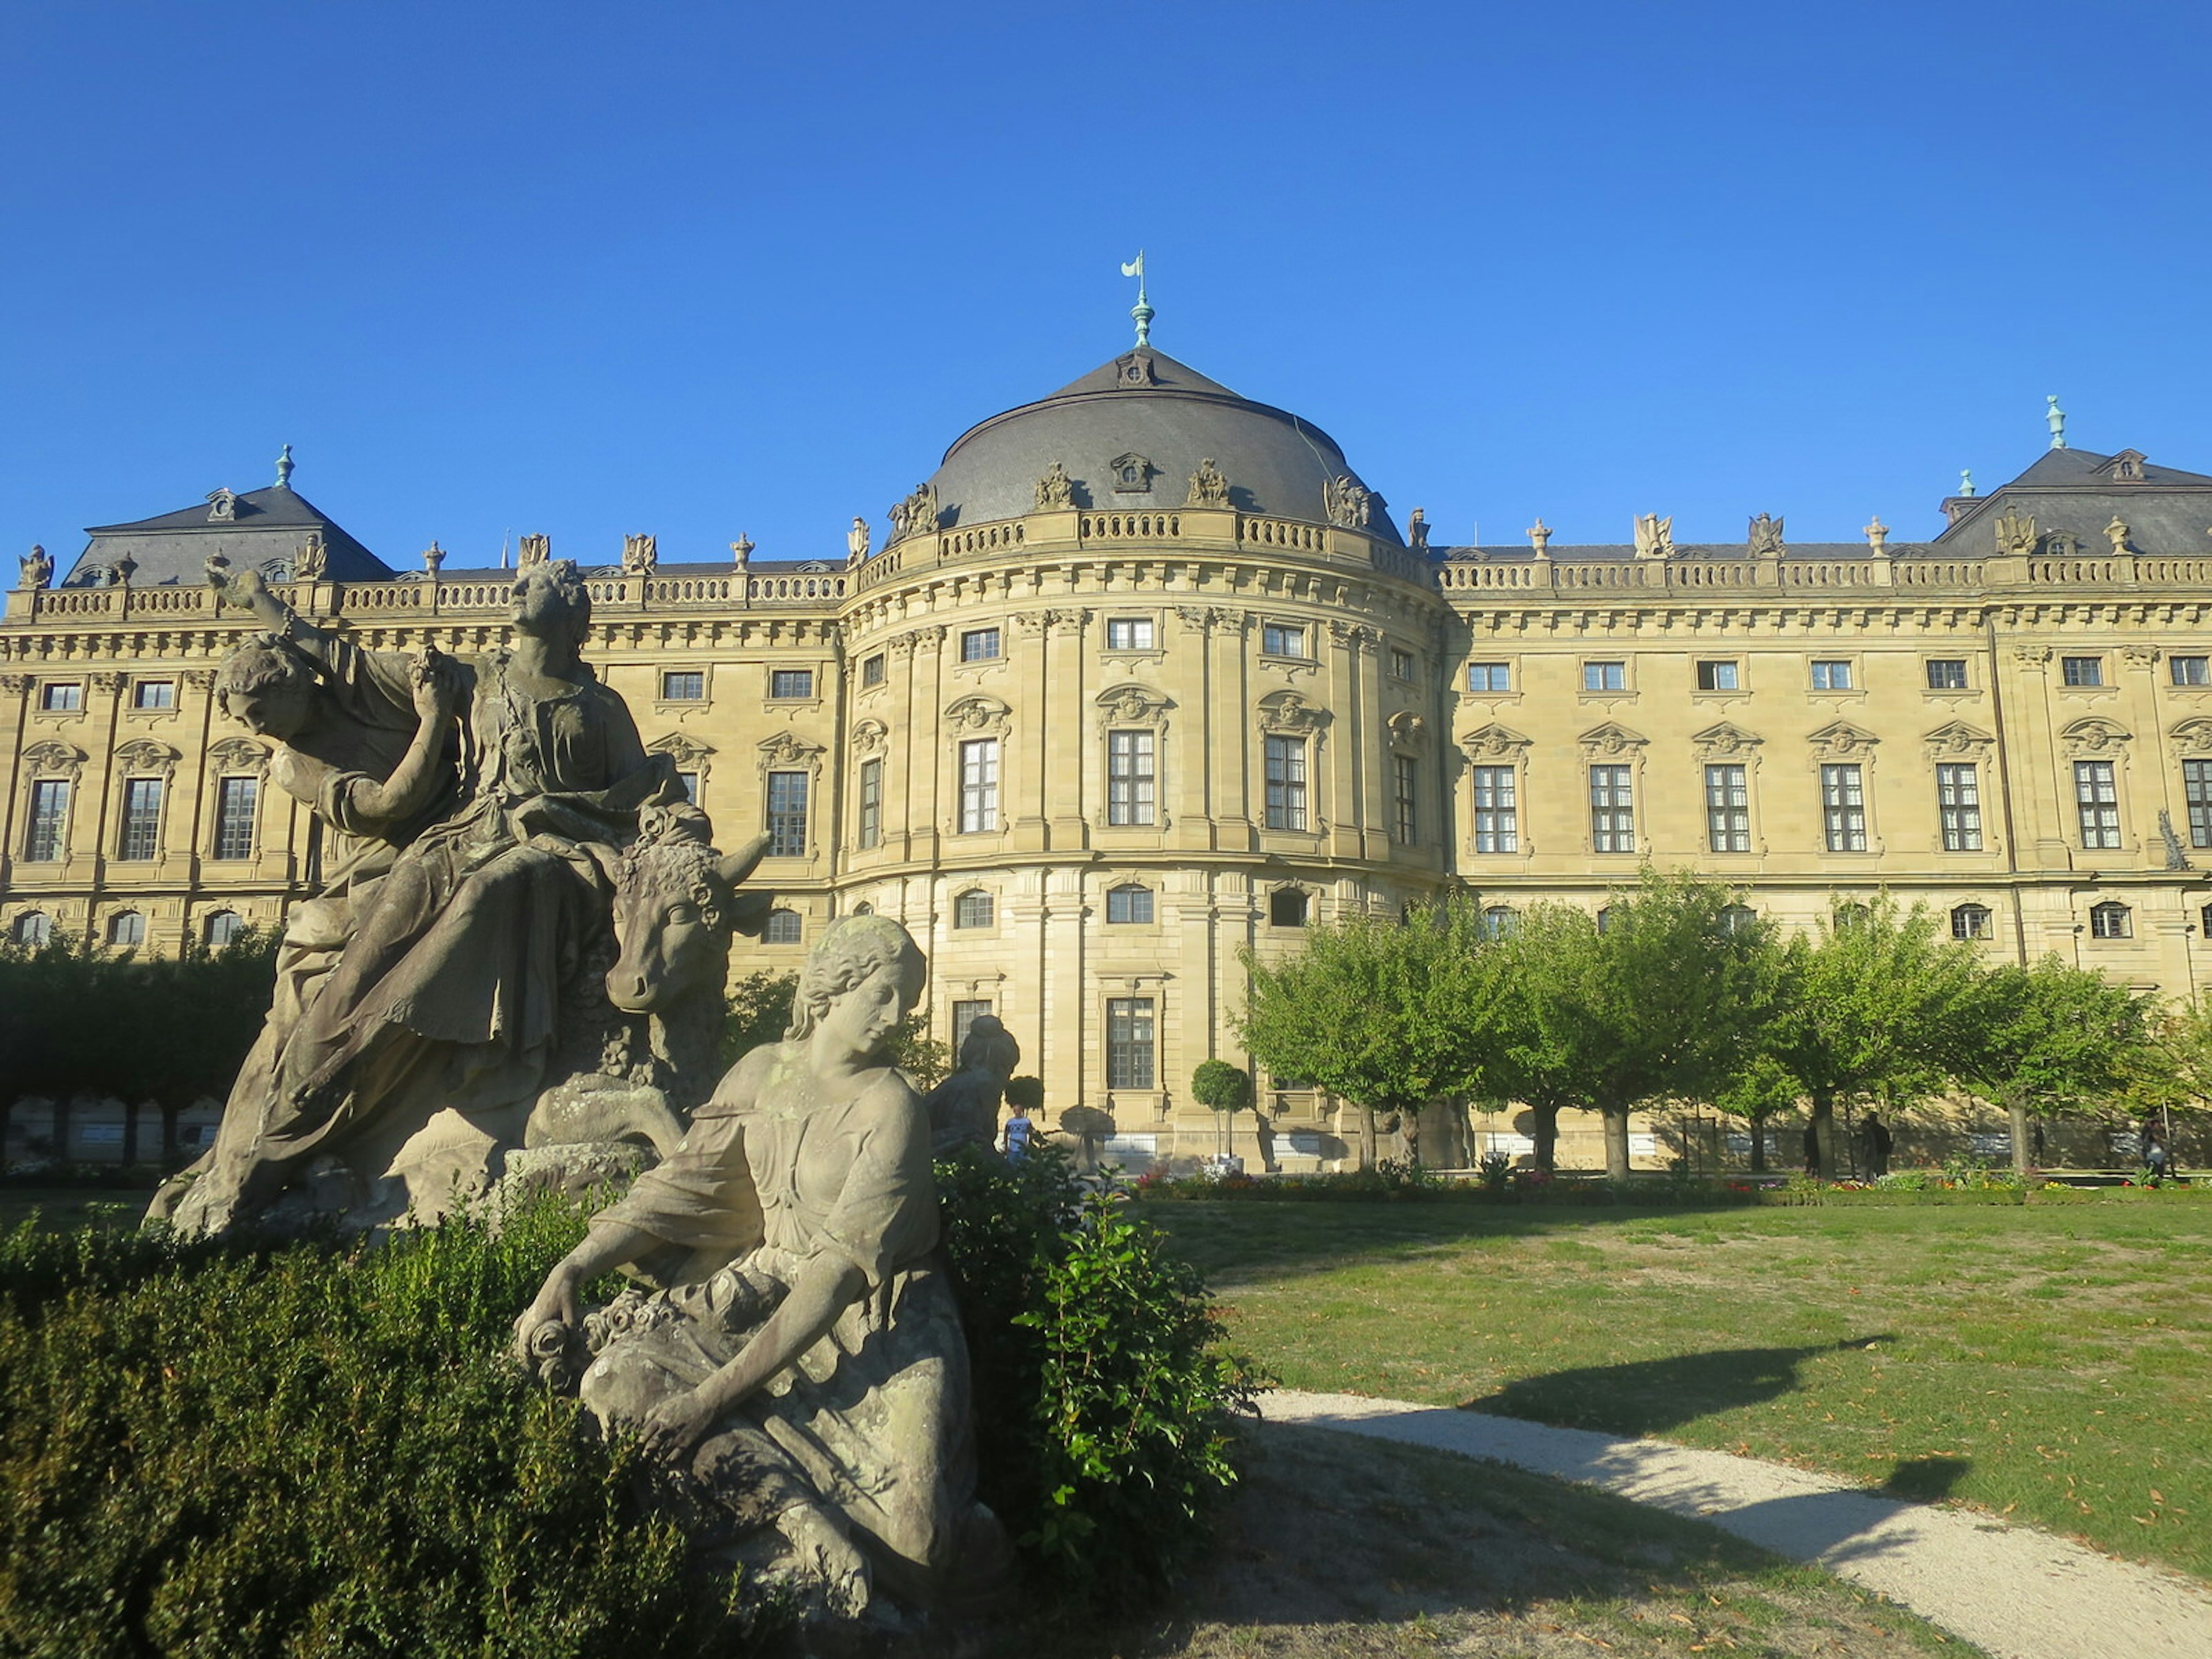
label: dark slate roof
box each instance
[914,347,1403,544]
[68,483,391,587]
[1935,446,2212,556]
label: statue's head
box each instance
[217,633,318,739]
[786,915,926,1051]
[511,558,592,649]
[956,1013,1020,1081]
[605,805,772,1015]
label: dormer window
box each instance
[206,487,238,522]
[1108,453,1156,494]
[2107,449,2147,483]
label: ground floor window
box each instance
[1106,997,1156,1090]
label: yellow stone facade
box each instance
[8,347,2212,1166]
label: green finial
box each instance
[275,443,294,488]
[1120,250,1152,347]
[1960,468,1976,498]
[2047,395,2067,449]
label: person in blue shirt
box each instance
[1002,1107,1033,1163]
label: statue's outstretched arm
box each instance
[207,559,332,654]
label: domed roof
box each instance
[920,347,1401,544]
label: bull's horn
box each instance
[716,830,774,888]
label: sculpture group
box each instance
[154,559,1002,1616]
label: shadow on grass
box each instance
[1462,1337,1893,1437]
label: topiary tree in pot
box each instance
[1191,1059,1272,1173]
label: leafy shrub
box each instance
[933,1143,1259,1603]
[0,1203,756,1659]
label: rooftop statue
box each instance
[18,545,52,590]
[515,915,1010,1619]
[154,557,766,1235]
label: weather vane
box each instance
[1120,251,1153,347]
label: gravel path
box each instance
[1263,1391,2212,1659]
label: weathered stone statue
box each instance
[293,531,328,581]
[514,916,1010,1619]
[621,532,658,575]
[1033,461,1074,510]
[1186,456,1230,508]
[846,517,870,563]
[922,1013,1020,1154]
[18,545,52,589]
[156,556,734,1234]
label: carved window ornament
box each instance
[2120,644,2162,668]
[2013,645,2054,666]
[206,487,239,522]
[20,739,85,780]
[1690,721,1762,760]
[1458,722,1533,762]
[1806,720,1878,760]
[1577,721,1649,759]
[2169,717,2212,758]
[2107,449,2148,483]
[755,731,826,772]
[1113,350,1158,388]
[1256,690,1330,736]
[1386,710,1426,754]
[944,694,1012,736]
[1094,683,1172,728]
[2059,715,2131,757]
[647,732,717,778]
[113,737,181,779]
[208,737,272,777]
[851,718,889,757]
[1108,453,1156,494]
[1922,720,1995,760]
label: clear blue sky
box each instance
[5,1,2210,569]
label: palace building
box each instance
[9,340,2212,1166]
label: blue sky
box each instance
[5,1,2210,569]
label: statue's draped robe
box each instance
[179,642,673,1230]
[582,1065,993,1603]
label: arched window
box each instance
[764,908,802,945]
[106,911,145,948]
[2089,901,2133,940]
[1718,903,1756,936]
[2200,903,2212,939]
[953,889,994,929]
[1594,905,1612,935]
[1107,884,1154,925]
[1834,901,1869,930]
[1268,888,1309,927]
[1950,903,1993,941]
[851,901,874,916]
[203,910,244,948]
[1479,905,1517,941]
[12,911,52,947]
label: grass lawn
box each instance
[1145,1194,2212,1584]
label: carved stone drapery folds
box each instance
[1459,722,1532,762]
[21,739,86,779]
[1806,721,1877,760]
[1922,721,1994,760]
[944,695,1010,737]
[2059,717,2130,757]
[209,737,272,777]
[113,737,181,778]
[1096,683,1172,727]
[1256,690,1329,736]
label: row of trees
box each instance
[1237,873,2176,1177]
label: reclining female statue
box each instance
[165,556,683,1234]
[512,915,1009,1618]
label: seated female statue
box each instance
[513,915,1007,1617]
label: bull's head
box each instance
[607,806,773,1015]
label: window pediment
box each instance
[756,731,825,771]
[1577,721,1648,757]
[22,740,86,779]
[2169,717,2212,757]
[851,718,889,756]
[1459,722,1532,760]
[1387,710,1426,753]
[649,733,716,774]
[114,737,181,777]
[1257,690,1329,735]
[2059,715,2131,756]
[945,694,1011,735]
[209,737,272,777]
[1691,721,1761,759]
[1096,683,1172,726]
[1923,720,1994,759]
[1806,719,1878,759]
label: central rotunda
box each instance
[838,344,1452,1161]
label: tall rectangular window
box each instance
[861,653,886,687]
[1926,659,1969,690]
[1389,647,1416,681]
[1937,763,1984,851]
[213,776,259,861]
[1471,765,1518,853]
[2184,760,2212,849]
[950,1000,992,1058]
[1705,764,1749,852]
[766,770,808,858]
[960,627,1001,662]
[1589,764,1634,852]
[1263,735,1308,830]
[1821,763,1868,851]
[1106,730,1156,826]
[1106,997,1156,1090]
[1582,661,1627,692]
[24,779,68,862]
[675,771,699,804]
[769,668,813,699]
[2075,760,2121,848]
[857,757,882,850]
[1393,755,1418,844]
[958,738,998,833]
[1466,662,1511,692]
[118,778,163,861]
[2062,656,2104,688]
[1810,660,1854,691]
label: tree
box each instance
[1955,959,2153,1172]
[1760,898,1983,1180]
[1491,871,1781,1179]
[1191,1060,1272,1172]
[1237,895,1504,1168]
[1709,1052,1803,1174]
